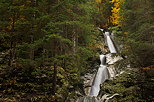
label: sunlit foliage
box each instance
[110,0,122,25]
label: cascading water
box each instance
[89,55,109,96]
[89,31,118,97]
[104,32,117,53]
[77,29,122,102]
[100,55,106,66]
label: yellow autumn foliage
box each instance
[110,0,122,25]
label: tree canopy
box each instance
[0,0,154,101]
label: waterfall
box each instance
[77,29,121,102]
[104,32,117,53]
[100,55,106,66]
[89,55,109,96]
[89,31,118,97]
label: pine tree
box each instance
[0,0,102,101]
[116,0,154,101]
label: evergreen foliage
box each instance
[111,0,154,101]
[0,0,101,101]
[119,0,154,68]
[0,0,154,101]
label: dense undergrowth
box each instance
[100,68,154,102]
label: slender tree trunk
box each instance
[72,25,76,54]
[72,35,76,53]
[8,37,16,67]
[8,40,13,66]
[29,0,36,60]
[50,36,57,101]
[52,63,57,95]
[9,11,16,66]
[29,35,34,60]
[52,38,57,98]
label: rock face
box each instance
[76,96,103,102]
[76,94,119,102]
[81,54,123,97]
[106,54,122,65]
[77,30,124,102]
[82,73,96,95]
[106,53,123,79]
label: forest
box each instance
[0,0,154,102]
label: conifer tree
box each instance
[0,0,102,101]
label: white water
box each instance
[77,29,122,102]
[89,32,120,97]
[89,66,109,96]
[104,32,117,53]
[89,32,119,97]
[100,54,106,66]
[89,55,109,96]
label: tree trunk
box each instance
[29,0,36,60]
[52,63,57,95]
[8,40,13,66]
[72,25,76,54]
[51,63,57,102]
[29,35,34,60]
[9,11,16,66]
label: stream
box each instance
[77,29,122,102]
